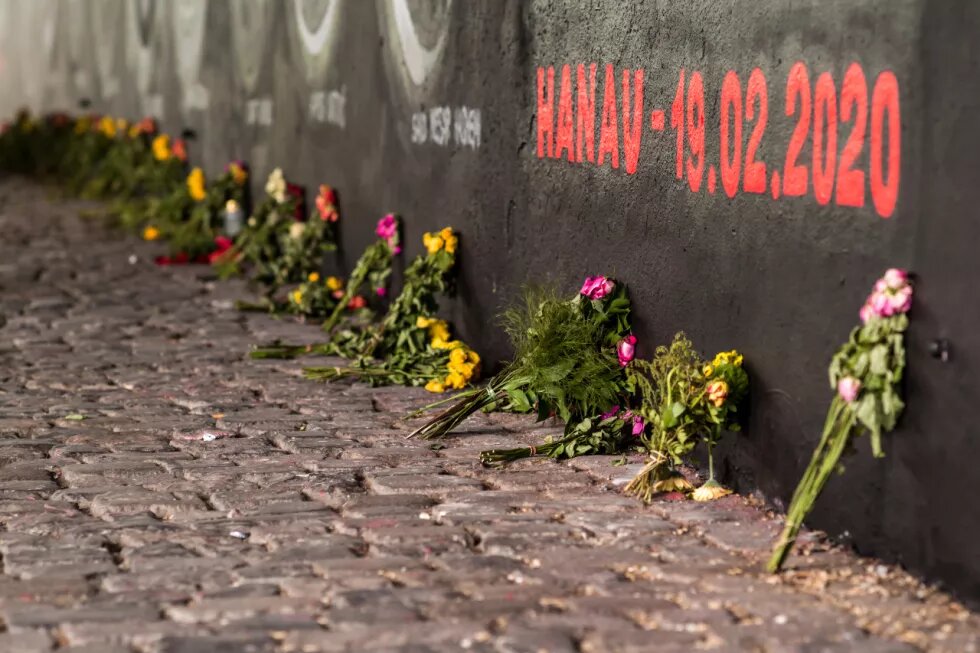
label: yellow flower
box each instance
[142,225,161,241]
[449,348,468,366]
[425,379,445,393]
[326,276,343,291]
[468,350,480,365]
[703,364,713,378]
[187,167,206,202]
[290,289,303,305]
[128,124,141,139]
[308,272,320,283]
[445,371,467,390]
[229,162,248,185]
[439,227,458,254]
[653,472,694,493]
[98,116,117,138]
[432,339,463,351]
[431,322,450,343]
[733,354,744,367]
[74,117,91,134]
[416,316,434,329]
[152,134,171,161]
[423,232,444,254]
[115,118,128,133]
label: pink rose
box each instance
[375,214,397,240]
[888,285,913,314]
[837,377,862,403]
[617,334,637,367]
[630,415,645,437]
[580,275,615,300]
[874,279,888,293]
[859,302,874,324]
[883,268,908,290]
[871,291,894,317]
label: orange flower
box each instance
[706,381,729,408]
[172,139,187,162]
[347,295,367,310]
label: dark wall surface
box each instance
[0,0,976,602]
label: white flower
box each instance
[265,167,287,203]
[289,222,306,240]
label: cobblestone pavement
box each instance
[0,180,976,653]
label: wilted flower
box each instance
[692,480,732,502]
[600,405,620,421]
[617,334,637,367]
[425,379,446,393]
[580,275,614,300]
[837,376,861,403]
[187,167,206,202]
[706,380,729,408]
[265,168,287,203]
[630,414,645,437]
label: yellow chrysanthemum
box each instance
[115,118,128,133]
[468,350,480,365]
[439,227,458,254]
[445,371,467,390]
[432,338,463,351]
[308,272,320,283]
[142,225,160,241]
[692,481,733,502]
[449,348,468,366]
[152,134,170,161]
[428,321,450,343]
[229,162,248,185]
[290,289,303,305]
[703,364,713,378]
[425,379,445,393]
[423,232,444,254]
[187,167,206,202]
[326,276,343,292]
[416,316,434,329]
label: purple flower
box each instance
[837,377,861,403]
[600,405,620,421]
[617,334,637,367]
[580,275,615,300]
[375,287,387,297]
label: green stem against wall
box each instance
[767,396,855,573]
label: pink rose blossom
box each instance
[859,302,874,324]
[630,415,645,437]
[871,291,894,317]
[883,268,908,290]
[617,334,637,367]
[874,279,888,293]
[580,275,615,300]
[375,214,397,240]
[888,285,913,314]
[837,377,862,403]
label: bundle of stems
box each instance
[767,396,855,572]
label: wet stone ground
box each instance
[0,179,976,653]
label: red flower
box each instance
[286,183,305,220]
[172,139,187,162]
[155,252,190,266]
[207,236,235,264]
[347,295,367,310]
[315,185,339,222]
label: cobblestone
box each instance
[0,180,977,651]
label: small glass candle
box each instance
[223,199,244,237]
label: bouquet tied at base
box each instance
[767,269,912,572]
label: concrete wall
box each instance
[0,0,976,601]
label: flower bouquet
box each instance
[300,228,479,389]
[767,268,912,572]
[408,276,632,440]
[622,335,749,502]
